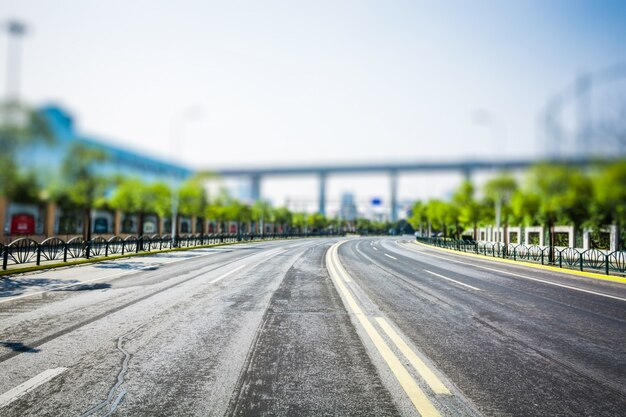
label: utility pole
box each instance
[4,19,27,100]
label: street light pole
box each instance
[3,20,27,101]
[169,106,202,247]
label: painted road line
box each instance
[326,243,442,417]
[424,270,482,291]
[375,317,451,395]
[209,264,248,284]
[384,253,398,260]
[408,246,626,302]
[330,246,352,283]
[0,367,67,409]
[373,247,379,251]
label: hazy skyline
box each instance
[2,0,625,212]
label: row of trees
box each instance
[408,162,626,249]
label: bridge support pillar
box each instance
[251,175,261,201]
[390,170,398,223]
[318,173,327,216]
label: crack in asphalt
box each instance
[79,325,146,417]
[0,248,270,364]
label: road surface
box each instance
[0,237,624,416]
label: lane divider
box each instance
[384,253,398,260]
[209,264,248,284]
[375,317,451,395]
[0,367,67,409]
[424,270,482,291]
[326,243,443,417]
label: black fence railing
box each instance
[416,237,626,276]
[1,232,342,271]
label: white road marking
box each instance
[209,264,248,284]
[384,253,397,260]
[424,270,482,291]
[0,368,67,408]
[373,247,378,251]
[403,243,626,302]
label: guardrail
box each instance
[416,237,626,276]
[0,232,341,271]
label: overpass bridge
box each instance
[210,157,591,221]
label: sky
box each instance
[2,0,626,214]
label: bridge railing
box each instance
[416,237,626,276]
[1,232,342,271]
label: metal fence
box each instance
[416,237,626,276]
[1,232,341,271]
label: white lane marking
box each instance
[209,248,287,284]
[209,264,248,284]
[404,243,626,302]
[0,367,67,408]
[384,253,397,260]
[373,247,378,251]
[424,270,482,291]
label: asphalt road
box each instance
[0,237,624,417]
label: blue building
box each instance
[3,105,196,240]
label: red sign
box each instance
[11,214,35,234]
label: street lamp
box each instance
[3,19,28,100]
[473,109,508,242]
[169,105,203,247]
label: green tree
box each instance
[452,180,483,240]
[224,200,252,235]
[528,164,592,259]
[272,207,293,234]
[408,201,427,236]
[54,143,110,241]
[252,200,272,235]
[292,212,307,233]
[591,162,626,231]
[178,179,207,220]
[307,213,328,232]
[484,173,518,244]
[0,101,55,199]
[425,200,456,238]
[510,189,540,226]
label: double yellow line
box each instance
[326,242,450,417]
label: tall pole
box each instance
[4,20,27,101]
[389,170,398,223]
[169,106,202,247]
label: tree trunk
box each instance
[0,197,7,244]
[138,212,144,238]
[548,219,555,263]
[83,208,92,242]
